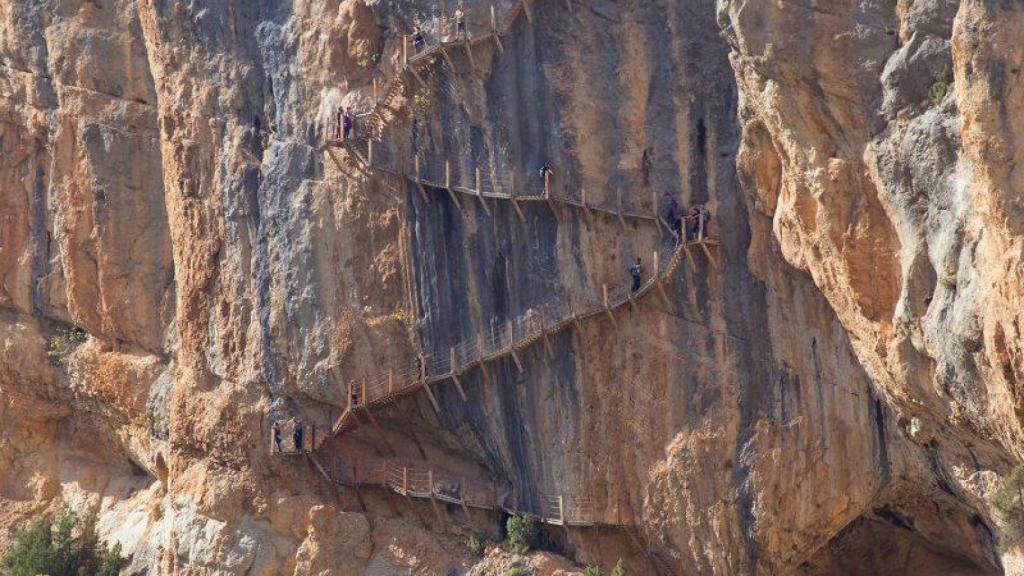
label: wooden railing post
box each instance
[449,345,466,400]
[475,167,481,194]
[558,495,565,524]
[508,319,524,373]
[403,36,409,68]
[539,306,553,359]
[373,78,379,101]
[403,466,409,494]
[603,284,618,328]
[490,5,497,30]
[445,159,451,189]
[388,368,395,395]
[616,188,627,229]
[367,138,374,165]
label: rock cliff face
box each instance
[0,0,1021,574]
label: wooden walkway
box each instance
[320,0,671,227]
[303,453,628,528]
[327,232,716,439]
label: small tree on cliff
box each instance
[2,505,126,576]
[993,465,1024,542]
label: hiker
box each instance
[293,420,304,452]
[334,108,343,140]
[539,163,553,195]
[413,27,425,53]
[684,206,701,241]
[454,4,466,37]
[342,106,354,140]
[671,215,684,246]
[629,257,643,292]
[272,421,282,453]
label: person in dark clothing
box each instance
[454,4,466,37]
[413,27,425,53]
[660,191,678,224]
[539,163,553,195]
[629,257,643,292]
[685,206,701,241]
[342,107,354,140]
[334,108,343,140]
[272,421,282,453]
[293,420,304,452]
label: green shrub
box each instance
[928,65,951,107]
[2,505,126,576]
[505,514,539,554]
[47,326,88,366]
[501,567,529,576]
[611,559,627,576]
[413,87,436,114]
[583,566,603,576]
[466,533,486,556]
[993,465,1024,542]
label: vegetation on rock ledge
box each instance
[2,506,126,576]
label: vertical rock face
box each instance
[0,0,1020,575]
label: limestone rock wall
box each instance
[0,0,1021,574]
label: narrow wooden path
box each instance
[326,232,716,440]
[320,0,672,228]
[303,453,628,528]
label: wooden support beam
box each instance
[683,243,697,270]
[522,0,533,24]
[603,284,618,328]
[449,346,467,401]
[402,466,410,496]
[413,156,429,202]
[419,354,442,413]
[428,470,444,519]
[409,65,426,87]
[700,242,718,269]
[444,161,462,209]
[558,495,565,525]
[403,36,409,68]
[459,479,471,516]
[507,320,525,373]
[367,139,374,166]
[474,167,491,216]
[655,251,671,308]
[476,333,491,384]
[565,0,573,13]
[616,188,628,230]
[464,39,476,71]
[388,368,395,396]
